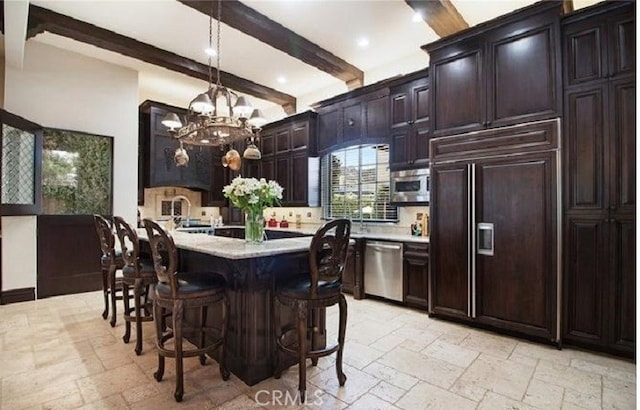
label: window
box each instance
[321,144,396,222]
[42,129,113,215]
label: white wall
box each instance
[2,41,139,293]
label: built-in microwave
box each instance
[390,168,430,204]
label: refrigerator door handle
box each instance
[470,163,477,318]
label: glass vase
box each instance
[245,210,265,243]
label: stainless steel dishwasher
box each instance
[364,240,403,301]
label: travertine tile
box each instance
[361,362,419,391]
[534,359,602,395]
[459,331,517,360]
[1,379,80,410]
[422,339,479,368]
[342,340,384,369]
[449,378,488,402]
[308,364,379,404]
[458,353,535,401]
[602,387,636,410]
[478,391,540,410]
[369,380,406,404]
[0,290,636,410]
[377,347,465,389]
[348,392,399,409]
[523,378,564,409]
[2,355,105,397]
[76,363,150,403]
[397,382,476,410]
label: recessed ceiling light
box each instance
[357,37,369,48]
[277,76,287,84]
[205,47,217,57]
[412,12,423,23]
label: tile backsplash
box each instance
[139,186,427,235]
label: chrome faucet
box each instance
[170,195,192,228]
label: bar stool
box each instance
[113,216,156,355]
[143,219,229,402]
[93,214,125,327]
[273,219,351,403]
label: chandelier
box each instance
[162,0,266,167]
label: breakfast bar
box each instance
[137,229,323,386]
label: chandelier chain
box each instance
[207,1,213,89]
[216,0,222,86]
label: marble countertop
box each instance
[251,225,429,244]
[137,228,313,260]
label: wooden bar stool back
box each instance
[93,214,124,327]
[113,216,156,355]
[143,219,230,402]
[274,219,351,403]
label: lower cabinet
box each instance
[403,242,429,310]
[342,238,364,299]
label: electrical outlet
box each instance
[306,212,312,218]
[289,211,293,217]
[201,211,206,216]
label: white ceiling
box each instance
[10,0,602,121]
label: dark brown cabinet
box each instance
[315,88,389,155]
[139,101,212,195]
[342,237,364,300]
[561,1,635,357]
[257,111,318,207]
[430,120,560,341]
[403,242,429,310]
[202,148,228,207]
[390,71,430,170]
[425,2,562,137]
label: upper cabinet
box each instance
[315,88,389,155]
[424,2,563,137]
[389,70,430,169]
[258,111,319,207]
[139,101,212,194]
[564,2,635,86]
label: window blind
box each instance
[321,144,397,222]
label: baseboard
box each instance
[1,287,36,304]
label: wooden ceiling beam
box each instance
[178,0,364,89]
[562,1,575,14]
[405,0,469,37]
[26,4,297,113]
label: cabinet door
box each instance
[261,131,275,157]
[411,126,430,169]
[261,157,275,183]
[390,129,408,169]
[608,215,635,353]
[291,123,309,151]
[342,245,356,294]
[430,163,470,318]
[364,95,389,140]
[608,77,635,215]
[412,80,430,127]
[390,89,410,128]
[275,156,291,203]
[148,106,181,187]
[564,84,607,211]
[342,101,362,143]
[275,129,290,154]
[317,108,339,154]
[203,150,228,207]
[563,215,608,347]
[487,23,560,127]
[474,152,557,339]
[431,46,485,137]
[564,19,607,86]
[289,151,308,206]
[403,243,429,310]
[609,9,635,78]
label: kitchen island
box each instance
[137,229,321,386]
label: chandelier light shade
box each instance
[162,0,266,165]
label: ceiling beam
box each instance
[562,1,574,14]
[4,1,29,69]
[178,0,364,89]
[405,0,469,37]
[26,4,297,114]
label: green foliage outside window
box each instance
[42,129,113,215]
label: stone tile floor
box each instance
[0,291,635,409]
